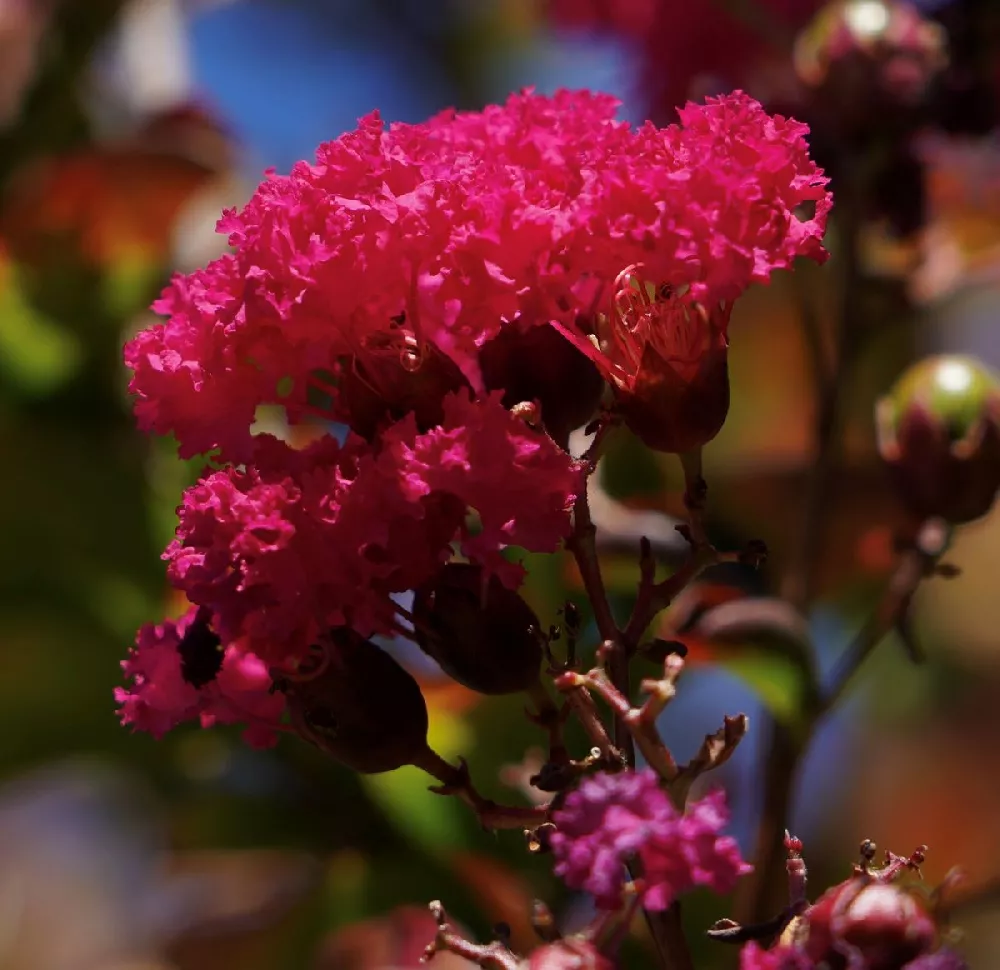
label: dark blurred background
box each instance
[1,1,1000,968]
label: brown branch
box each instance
[821,519,949,713]
[566,418,632,759]
[565,419,696,970]
[423,901,520,970]
[413,749,552,831]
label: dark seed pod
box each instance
[280,630,429,774]
[338,334,470,441]
[412,562,543,695]
[480,321,605,449]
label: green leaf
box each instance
[680,597,820,736]
[720,650,811,733]
[361,709,472,852]
[0,270,82,394]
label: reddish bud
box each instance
[795,0,947,136]
[876,355,1000,524]
[560,265,731,454]
[803,879,936,969]
[480,322,605,449]
[412,563,543,695]
[338,328,470,440]
[526,940,614,970]
[277,630,429,773]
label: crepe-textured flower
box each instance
[165,393,580,666]
[125,89,829,462]
[554,94,830,450]
[116,607,285,748]
[122,88,830,760]
[550,769,750,910]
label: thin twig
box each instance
[559,679,623,763]
[565,419,697,970]
[566,419,632,760]
[413,749,552,831]
[423,901,520,970]
[821,519,949,713]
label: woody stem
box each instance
[566,435,694,970]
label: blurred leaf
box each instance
[720,650,810,732]
[362,766,467,854]
[102,255,165,320]
[361,710,472,852]
[0,265,82,394]
[666,596,820,734]
[81,573,157,640]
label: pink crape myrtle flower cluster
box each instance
[119,87,830,747]
[116,86,859,967]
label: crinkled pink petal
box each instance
[551,769,750,911]
[117,608,285,746]
[165,402,580,664]
[125,89,830,460]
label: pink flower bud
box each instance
[803,878,936,969]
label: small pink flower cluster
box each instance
[550,769,750,911]
[118,88,829,745]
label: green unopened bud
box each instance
[278,630,429,774]
[876,355,1000,524]
[412,563,543,695]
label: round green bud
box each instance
[876,355,1000,524]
